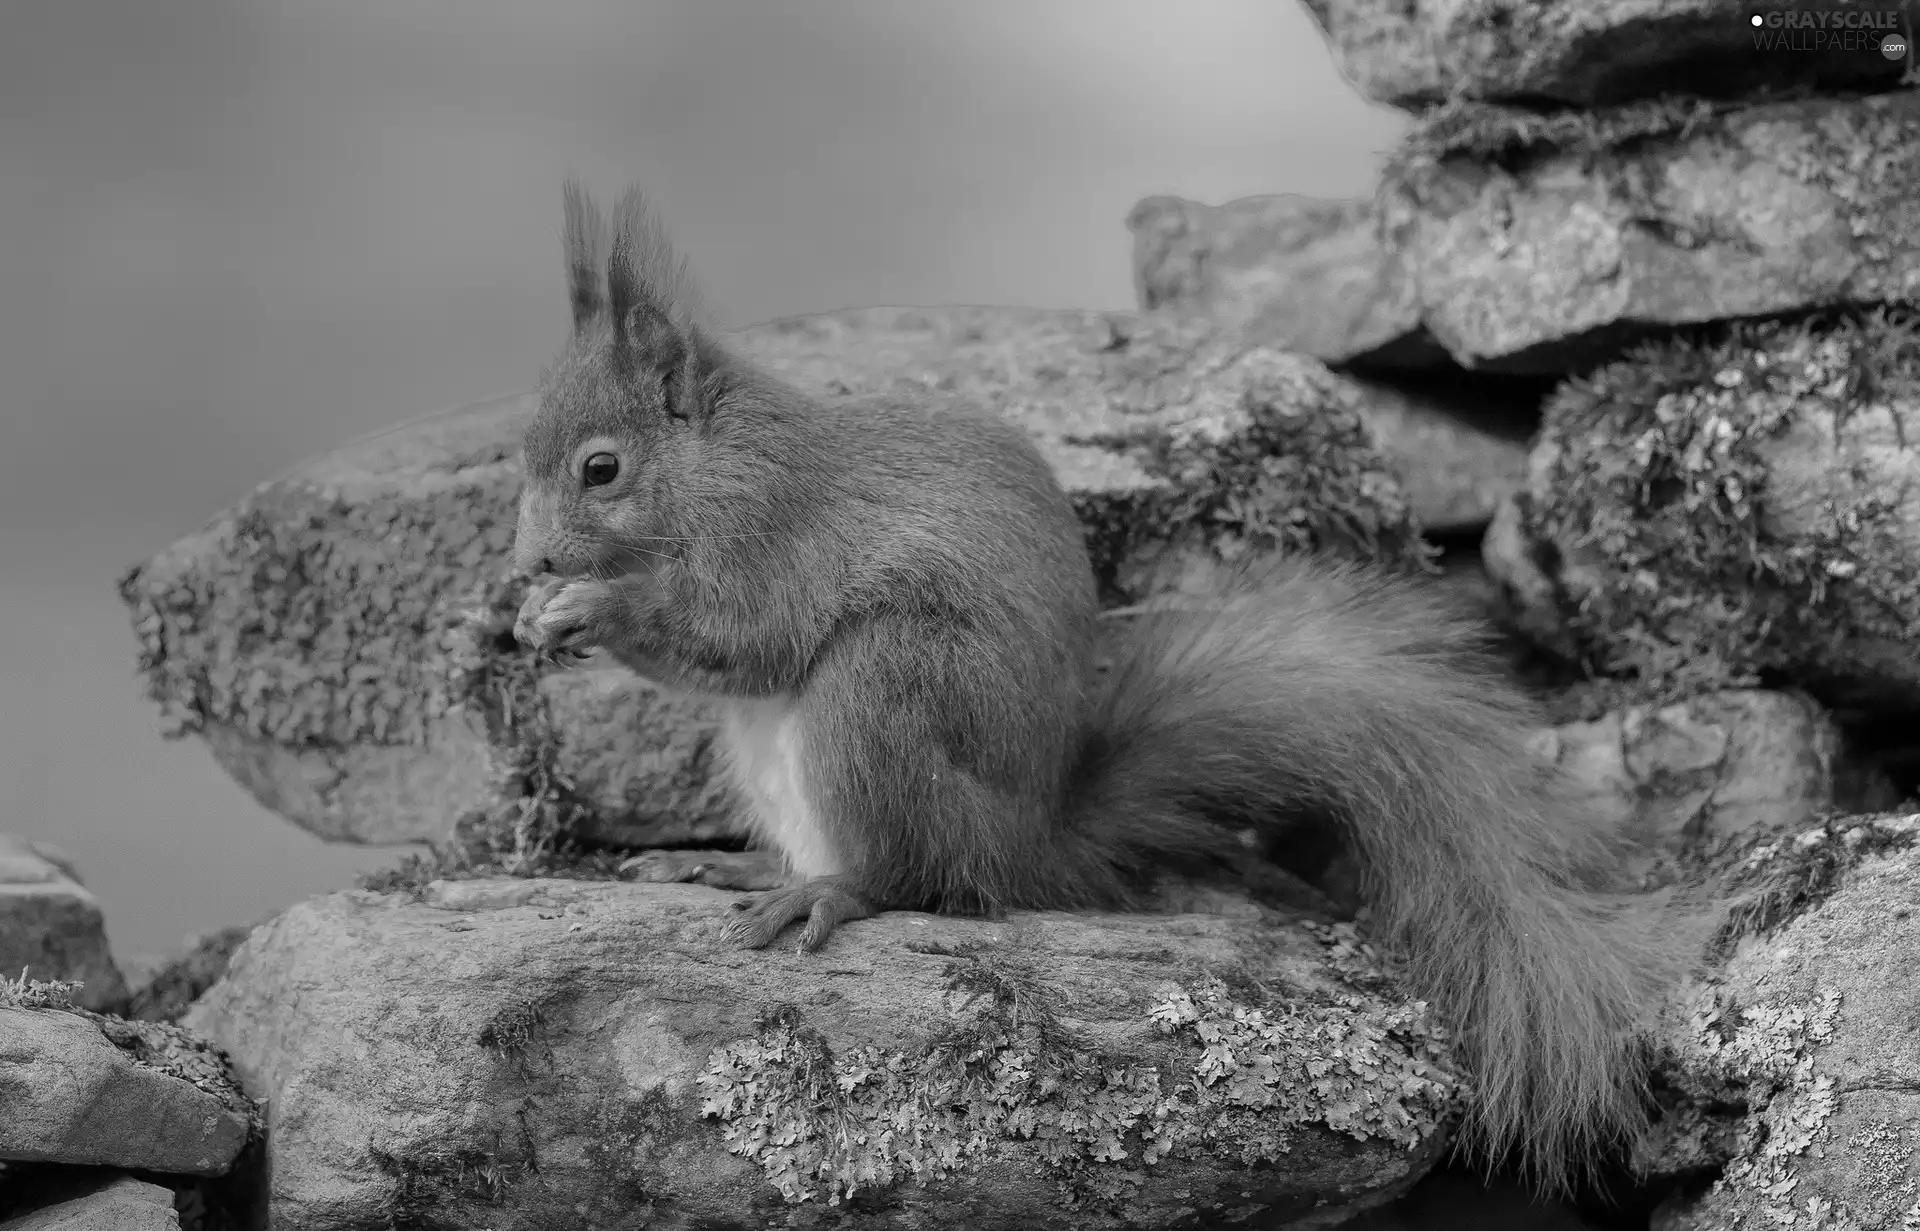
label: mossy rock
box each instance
[120,307,1422,851]
[184,878,1460,1230]
[0,835,129,1014]
[1483,312,1920,712]
[1645,811,1920,1227]
[1124,193,1548,532]
[0,1002,254,1176]
[1299,0,1918,109]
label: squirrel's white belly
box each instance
[717,695,842,879]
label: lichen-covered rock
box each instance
[118,391,733,855]
[1126,195,1539,532]
[0,1007,251,1176]
[1380,92,1920,372]
[1298,0,1919,110]
[122,308,1424,849]
[1482,313,1920,712]
[0,1174,180,1231]
[1647,812,1920,1229]
[1534,691,1897,889]
[184,879,1459,1230]
[0,837,128,1014]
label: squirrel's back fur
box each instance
[514,185,1706,1195]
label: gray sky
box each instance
[0,0,1404,960]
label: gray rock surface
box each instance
[1127,194,1538,532]
[1534,690,1897,889]
[122,308,1424,848]
[1381,92,1920,372]
[737,304,1508,533]
[0,838,127,1013]
[1298,0,1919,109]
[1649,813,1920,1229]
[0,1175,179,1231]
[1482,314,1920,711]
[1127,193,1433,369]
[0,1008,249,1176]
[184,879,1456,1230]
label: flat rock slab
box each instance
[1127,194,1432,369]
[1651,813,1920,1228]
[1300,0,1919,109]
[0,1175,179,1231]
[0,1008,250,1176]
[183,879,1456,1230]
[0,837,127,1014]
[1483,313,1920,713]
[121,307,1425,849]
[1380,92,1920,372]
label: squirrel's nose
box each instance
[534,557,555,575]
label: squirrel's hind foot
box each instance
[721,877,873,952]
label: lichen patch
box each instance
[696,937,1457,1210]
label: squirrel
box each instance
[510,183,1707,1193]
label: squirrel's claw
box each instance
[721,878,873,952]
[513,578,617,663]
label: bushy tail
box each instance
[1066,555,1708,1192]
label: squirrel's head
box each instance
[514,183,728,580]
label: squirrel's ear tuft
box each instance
[562,180,606,333]
[605,186,719,421]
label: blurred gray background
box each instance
[1,0,1403,961]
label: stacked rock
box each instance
[100,6,1920,1224]
[1132,0,1918,868]
[1132,8,1920,1223]
[0,838,258,1230]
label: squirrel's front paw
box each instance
[513,578,624,663]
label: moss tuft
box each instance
[475,994,556,1078]
[369,1142,521,1231]
[0,969,81,1011]
[357,595,626,893]
[696,928,1456,1209]
[1710,812,1920,958]
[1072,317,1434,598]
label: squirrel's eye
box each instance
[581,452,620,487]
